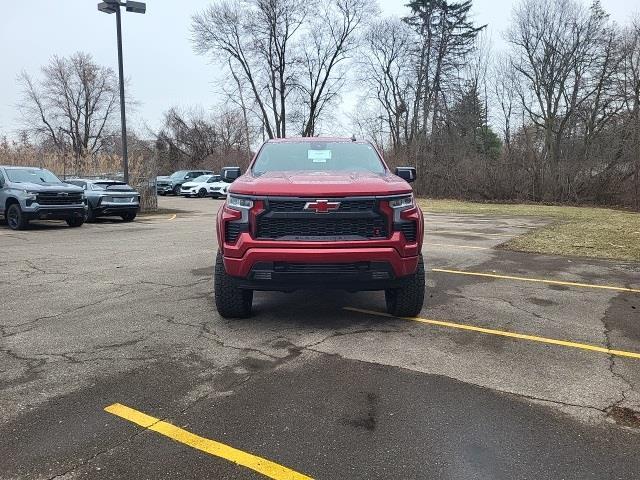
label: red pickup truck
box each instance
[214,137,425,318]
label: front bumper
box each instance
[95,203,139,216]
[23,205,86,221]
[231,257,417,291]
[223,245,419,289]
[156,184,173,194]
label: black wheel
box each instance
[121,212,136,222]
[66,216,84,228]
[385,255,425,317]
[173,185,181,195]
[197,188,207,198]
[214,251,253,318]
[158,191,166,196]
[86,205,97,222]
[6,203,28,230]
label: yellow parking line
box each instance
[104,403,313,480]
[431,268,640,294]
[168,214,177,221]
[344,308,640,360]
[427,243,490,250]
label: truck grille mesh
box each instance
[257,217,387,240]
[36,192,84,206]
[257,198,388,240]
[267,199,376,212]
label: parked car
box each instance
[179,174,221,198]
[213,138,424,319]
[66,179,140,222]
[0,166,86,230]
[156,170,213,195]
[208,176,232,199]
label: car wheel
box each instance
[86,205,97,222]
[121,212,137,222]
[385,255,425,317]
[214,251,253,318]
[173,185,181,195]
[158,191,165,196]
[197,188,207,198]
[66,216,85,228]
[6,203,28,230]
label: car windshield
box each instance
[5,168,63,184]
[252,142,386,175]
[169,171,188,179]
[192,175,212,183]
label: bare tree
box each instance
[507,0,614,198]
[18,52,118,171]
[359,18,416,150]
[491,54,517,150]
[404,0,486,138]
[620,18,640,209]
[192,0,365,138]
[192,0,308,138]
[298,0,367,136]
[155,106,253,172]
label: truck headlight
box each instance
[227,195,253,210]
[22,190,38,201]
[389,194,414,209]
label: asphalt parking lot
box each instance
[1,197,639,479]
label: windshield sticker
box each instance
[308,149,332,162]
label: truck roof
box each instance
[265,137,367,144]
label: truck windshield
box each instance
[170,171,189,179]
[5,168,63,184]
[252,142,386,175]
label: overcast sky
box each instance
[0,0,636,139]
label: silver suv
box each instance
[0,166,86,230]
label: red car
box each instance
[214,137,425,318]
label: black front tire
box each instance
[173,185,181,196]
[66,216,84,228]
[197,188,207,198]
[6,203,28,230]
[385,255,425,317]
[86,205,97,222]
[214,251,253,318]
[121,212,137,222]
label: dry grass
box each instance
[418,199,640,262]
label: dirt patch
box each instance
[608,406,640,429]
[528,297,557,307]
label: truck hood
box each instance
[13,182,83,193]
[228,170,412,197]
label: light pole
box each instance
[98,1,146,184]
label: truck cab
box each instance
[214,138,424,318]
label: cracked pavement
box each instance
[1,197,639,479]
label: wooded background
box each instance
[2,0,639,209]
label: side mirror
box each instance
[221,167,241,183]
[395,166,416,183]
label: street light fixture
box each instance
[98,0,146,184]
